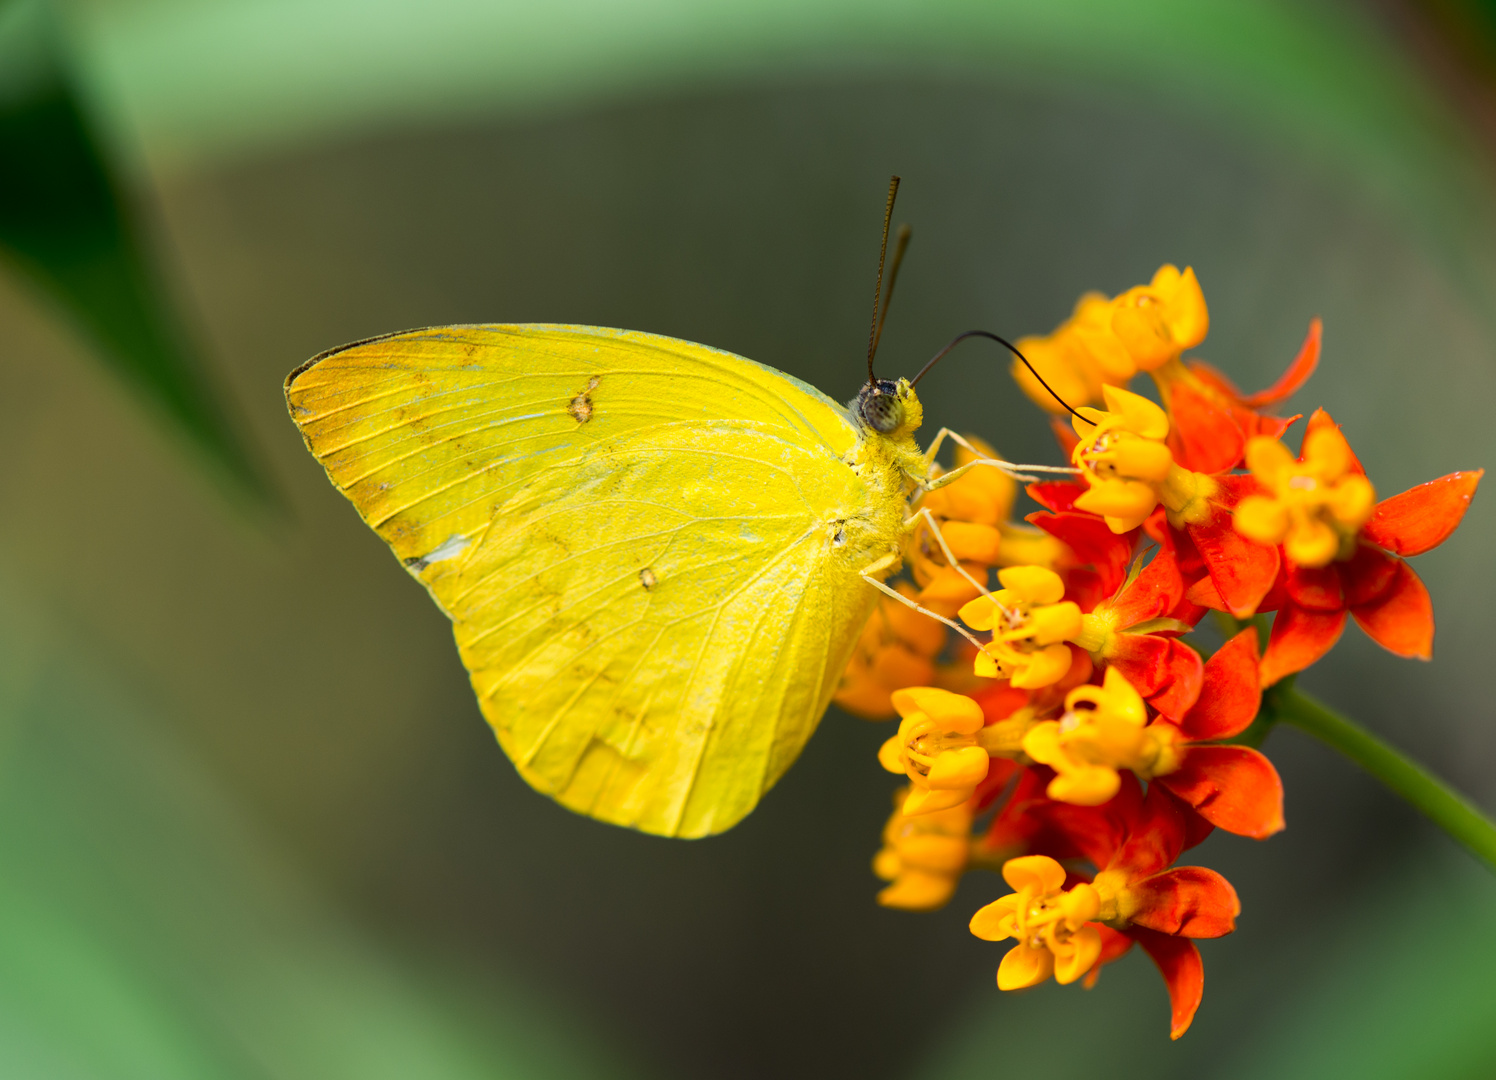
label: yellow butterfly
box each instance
[284,183,1043,837]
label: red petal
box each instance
[1107,635,1204,718]
[1028,511,1134,596]
[1158,516,1206,576]
[1176,629,1261,738]
[1241,412,1301,441]
[972,682,1031,723]
[1339,544,1398,607]
[980,767,1054,850]
[1185,574,1225,611]
[1062,568,1108,614]
[1042,772,1144,869]
[1185,360,1306,440]
[1170,596,1209,629]
[1284,562,1344,613]
[1095,925,1136,967]
[1131,930,1205,1040]
[1362,470,1483,557]
[1127,866,1240,938]
[1142,507,1172,548]
[970,757,1022,812]
[1167,382,1246,474]
[1351,558,1434,660]
[1103,545,1185,629]
[982,766,1109,864]
[1159,746,1285,839]
[1255,567,1289,613]
[1301,409,1364,474]
[1153,519,1214,623]
[1242,318,1321,408]
[1188,484,1280,617]
[1149,640,1205,719]
[1026,481,1086,513]
[1259,604,1347,687]
[1035,801,1117,868]
[1108,778,1185,879]
[1183,360,1244,400]
[1181,801,1216,852]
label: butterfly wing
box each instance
[286,324,893,837]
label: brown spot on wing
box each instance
[568,375,601,423]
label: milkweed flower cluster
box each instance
[835,266,1482,1038]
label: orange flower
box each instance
[873,787,974,911]
[878,688,991,815]
[861,266,1481,1047]
[1010,265,1209,413]
[1153,319,1320,474]
[1074,542,1204,718]
[971,777,1237,1038]
[1107,264,1209,372]
[1235,423,1376,567]
[1061,329,1340,621]
[958,566,1082,688]
[835,584,947,720]
[1166,477,1283,619]
[1011,293,1133,413]
[1218,410,1482,685]
[1026,633,1282,838]
[969,855,1102,988]
[1025,668,1167,800]
[1071,386,1217,534]
[1048,777,1237,1038]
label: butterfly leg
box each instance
[921,427,957,471]
[902,506,1005,612]
[923,455,1080,492]
[859,553,988,653]
[920,429,1079,491]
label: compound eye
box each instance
[861,391,905,434]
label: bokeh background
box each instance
[4,1,1496,1076]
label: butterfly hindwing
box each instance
[287,325,887,836]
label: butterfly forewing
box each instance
[287,325,888,836]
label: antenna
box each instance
[866,176,901,384]
[871,223,912,364]
[909,330,1097,426]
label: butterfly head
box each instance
[856,377,923,439]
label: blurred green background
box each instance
[3,0,1496,1076]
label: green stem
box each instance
[1275,687,1496,873]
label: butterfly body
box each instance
[287,324,925,836]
